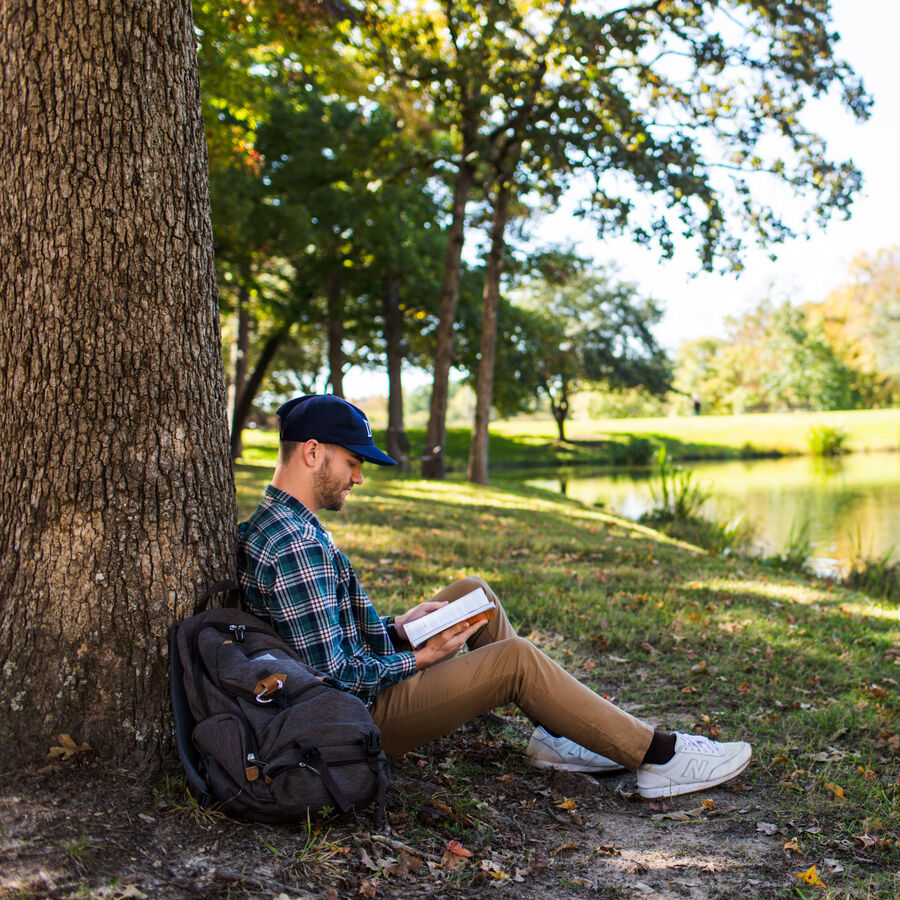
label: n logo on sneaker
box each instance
[682,759,713,781]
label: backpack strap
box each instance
[300,748,353,816]
[365,736,390,831]
[195,579,242,615]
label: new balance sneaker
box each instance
[636,732,751,798]
[526,726,626,773]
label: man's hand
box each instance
[393,600,447,641]
[412,619,483,670]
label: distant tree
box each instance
[677,298,860,413]
[513,272,671,440]
[0,0,234,762]
[811,248,900,405]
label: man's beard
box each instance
[314,453,352,511]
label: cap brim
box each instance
[340,443,397,466]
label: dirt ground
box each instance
[0,716,872,899]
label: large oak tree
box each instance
[0,0,236,763]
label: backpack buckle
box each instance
[254,674,286,703]
[228,624,246,642]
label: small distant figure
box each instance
[692,393,701,416]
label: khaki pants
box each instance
[370,577,654,769]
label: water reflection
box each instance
[526,451,900,575]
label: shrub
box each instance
[808,424,848,457]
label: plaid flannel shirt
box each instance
[237,485,416,705]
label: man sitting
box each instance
[237,394,751,799]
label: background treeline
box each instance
[674,248,900,415]
[195,0,883,478]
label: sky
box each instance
[345,0,899,396]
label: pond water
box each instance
[526,451,900,576]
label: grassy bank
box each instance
[234,465,900,897]
[238,407,900,473]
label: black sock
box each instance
[641,730,677,765]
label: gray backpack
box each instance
[170,586,389,825]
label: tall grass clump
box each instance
[639,446,754,553]
[646,445,710,519]
[808,423,848,457]
[843,529,900,603]
[758,518,812,573]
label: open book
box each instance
[402,587,496,649]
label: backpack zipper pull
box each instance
[228,624,246,642]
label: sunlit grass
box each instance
[494,407,900,456]
[235,464,900,892]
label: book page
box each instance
[403,587,495,648]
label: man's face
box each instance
[314,444,365,511]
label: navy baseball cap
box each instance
[276,395,396,466]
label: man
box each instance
[238,394,751,799]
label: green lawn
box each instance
[238,407,900,475]
[494,407,900,457]
[234,464,900,896]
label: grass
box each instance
[235,462,900,896]
[493,407,900,459]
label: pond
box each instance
[525,451,900,576]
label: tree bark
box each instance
[229,280,251,458]
[467,178,513,485]
[421,149,475,479]
[382,275,410,469]
[326,270,345,398]
[0,0,235,763]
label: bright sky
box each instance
[547,0,900,352]
[345,0,899,397]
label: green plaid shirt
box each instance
[237,485,416,704]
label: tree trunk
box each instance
[327,270,345,398]
[229,279,251,458]
[467,178,513,485]
[421,149,475,479]
[0,0,235,764]
[382,275,410,469]
[231,324,290,460]
[549,384,570,441]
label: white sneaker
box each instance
[636,732,751,798]
[526,726,626,773]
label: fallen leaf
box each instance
[440,839,473,871]
[357,877,379,899]
[793,865,824,887]
[47,734,93,760]
[444,839,472,858]
[555,798,578,811]
[680,685,698,694]
[700,798,716,811]
[857,764,877,781]
[782,838,801,854]
[757,822,779,835]
[359,848,379,871]
[691,660,708,674]
[824,782,845,800]
[478,860,509,880]
[549,842,580,857]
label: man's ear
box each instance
[301,439,321,467]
